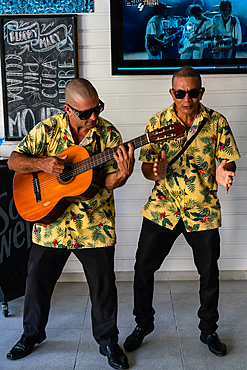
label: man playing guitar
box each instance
[212,0,242,58]
[6,78,134,370]
[179,4,212,59]
[145,2,177,59]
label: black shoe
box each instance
[100,344,129,369]
[123,323,154,352]
[200,332,227,356]
[6,333,46,360]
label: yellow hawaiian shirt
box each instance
[14,112,122,248]
[139,103,240,232]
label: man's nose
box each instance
[90,111,98,120]
[183,91,191,101]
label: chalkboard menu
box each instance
[0,14,78,140]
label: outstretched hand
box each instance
[216,159,235,194]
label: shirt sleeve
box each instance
[215,115,241,164]
[235,17,242,44]
[101,123,123,177]
[146,21,157,36]
[14,120,48,156]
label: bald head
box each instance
[65,78,98,106]
[172,67,202,89]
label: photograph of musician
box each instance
[179,4,212,59]
[145,2,175,59]
[6,78,135,370]
[212,0,242,58]
[124,66,240,357]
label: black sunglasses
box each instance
[172,89,202,99]
[66,99,104,120]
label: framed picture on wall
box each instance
[0,14,79,140]
[110,0,247,75]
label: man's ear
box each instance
[64,104,72,117]
[200,87,205,100]
[169,88,175,100]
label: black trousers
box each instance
[134,218,220,336]
[23,244,119,346]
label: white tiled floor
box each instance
[1,280,247,370]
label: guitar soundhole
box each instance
[59,163,75,184]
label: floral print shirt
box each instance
[14,112,122,248]
[139,103,240,232]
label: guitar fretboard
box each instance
[72,133,148,176]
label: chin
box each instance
[182,108,194,114]
[87,123,96,129]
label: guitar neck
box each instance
[74,133,149,175]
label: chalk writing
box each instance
[5,21,73,52]
[0,191,32,264]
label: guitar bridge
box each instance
[32,173,42,202]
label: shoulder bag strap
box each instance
[168,109,213,167]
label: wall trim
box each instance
[58,270,247,282]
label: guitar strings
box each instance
[30,125,178,191]
[21,126,181,197]
[37,127,178,190]
[30,136,149,191]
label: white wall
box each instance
[1,0,246,280]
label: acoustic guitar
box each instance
[13,122,185,224]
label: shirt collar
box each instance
[169,102,210,140]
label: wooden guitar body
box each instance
[13,146,101,224]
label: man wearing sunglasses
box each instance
[124,66,240,357]
[7,78,134,369]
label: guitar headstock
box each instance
[148,123,185,144]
